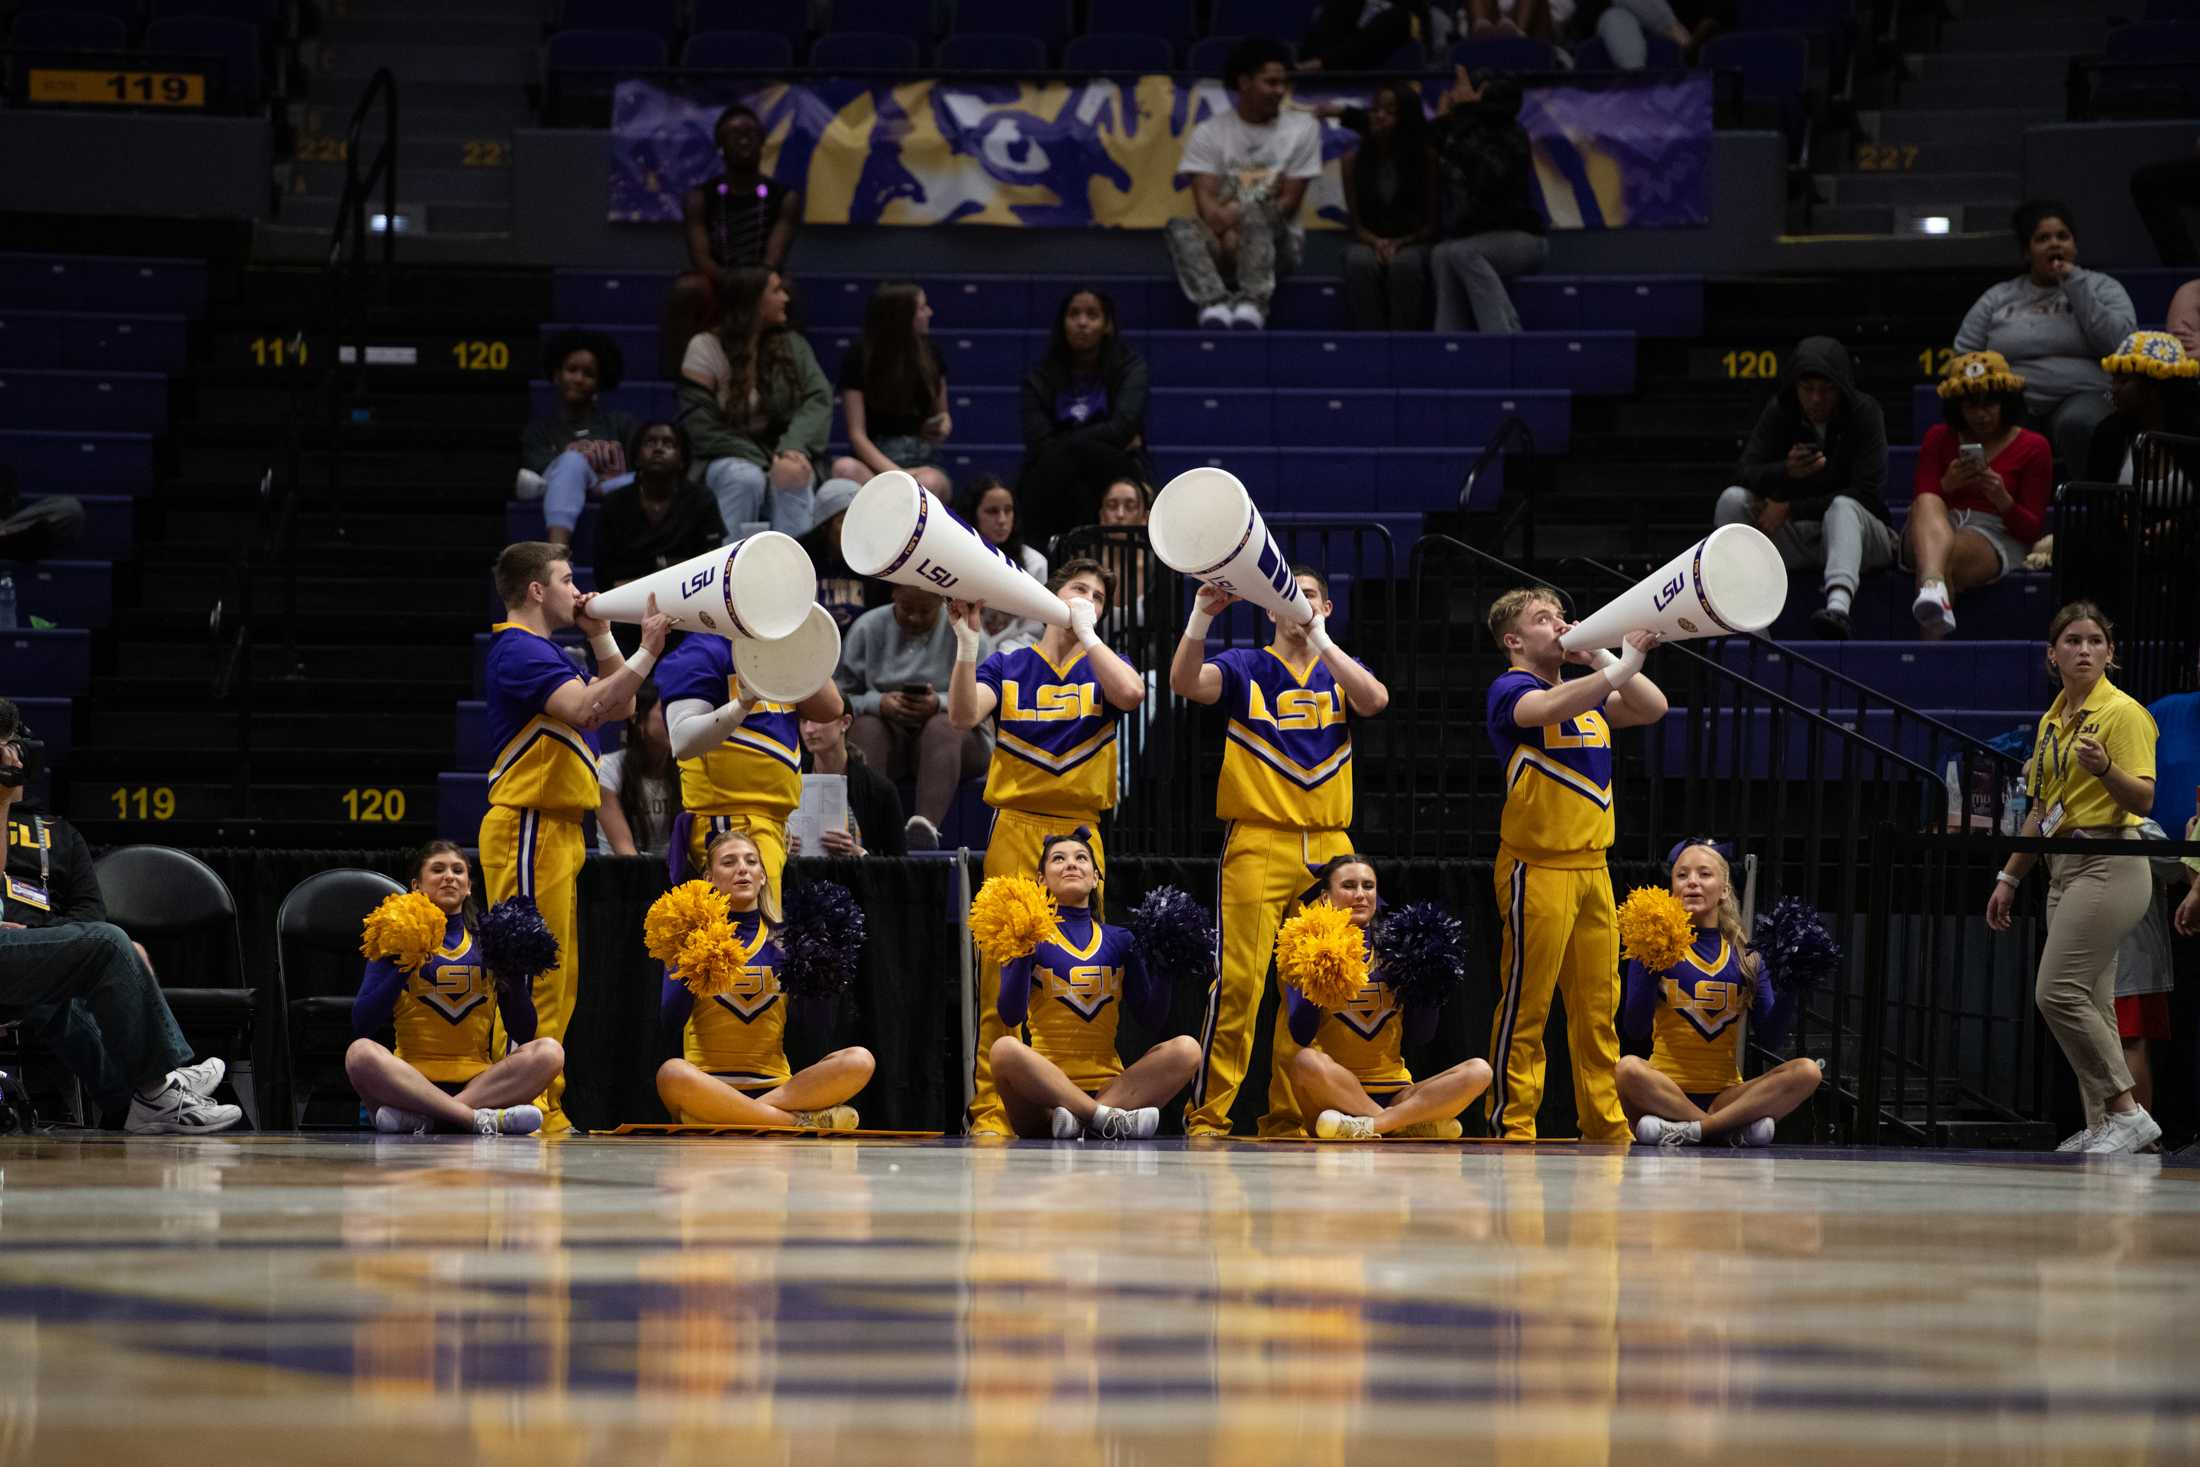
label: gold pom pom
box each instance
[1618,886,1698,973]
[968,874,1060,963]
[674,920,749,998]
[360,890,449,974]
[645,880,731,967]
[1274,902,1367,1011]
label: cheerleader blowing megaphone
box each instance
[1147,467,1312,627]
[588,532,816,642]
[1559,524,1788,652]
[840,471,1069,627]
[730,603,842,704]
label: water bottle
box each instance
[0,574,16,631]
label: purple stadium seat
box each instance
[935,33,1047,72]
[4,628,92,696]
[1701,30,1809,134]
[1087,0,1193,52]
[145,15,263,103]
[2106,21,2200,61]
[951,0,1070,48]
[829,0,932,41]
[0,310,190,372]
[1211,0,1305,43]
[1571,33,1683,69]
[681,30,796,69]
[1382,40,1426,69]
[1064,32,1174,70]
[561,0,677,43]
[0,430,155,493]
[1,560,115,629]
[0,371,168,432]
[810,31,921,69]
[693,0,808,44]
[1450,36,1558,72]
[0,254,209,314]
[1187,35,1248,77]
[1263,333,1389,389]
[11,10,128,50]
[1736,0,1853,29]
[544,28,669,74]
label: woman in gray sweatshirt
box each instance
[1954,200,2135,476]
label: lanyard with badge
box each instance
[2036,708,2094,837]
[4,815,53,917]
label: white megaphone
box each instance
[1147,466,1312,627]
[840,471,1068,628]
[587,532,816,642]
[1559,524,1788,652]
[730,603,841,704]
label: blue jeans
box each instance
[541,449,599,533]
[0,920,193,1105]
[704,457,830,539]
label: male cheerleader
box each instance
[946,558,1146,1137]
[1483,588,1666,1141]
[659,625,848,894]
[1170,568,1388,1137]
[481,541,667,1132]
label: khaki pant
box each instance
[2039,833,2150,1124]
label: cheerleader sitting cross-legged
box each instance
[989,832,1202,1140]
[655,829,876,1129]
[1615,842,1825,1147]
[345,841,565,1136]
[1283,856,1492,1140]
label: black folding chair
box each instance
[277,868,402,1129]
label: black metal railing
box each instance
[2053,430,2200,702]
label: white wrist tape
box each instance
[1994,870,2019,888]
[952,619,983,661]
[625,648,657,679]
[1589,649,1619,670]
[1601,643,1645,690]
[1185,606,1214,640]
[1306,615,1336,654]
[589,631,621,666]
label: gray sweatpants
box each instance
[1165,199,1302,312]
[1715,487,1900,596]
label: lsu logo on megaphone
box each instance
[681,563,717,600]
[1651,572,1684,612]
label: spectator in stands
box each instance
[1299,1,1427,70]
[1428,68,1545,334]
[1341,80,1435,332]
[799,479,884,632]
[1907,352,2052,640]
[0,699,243,1133]
[836,585,991,851]
[592,422,727,593]
[661,103,803,377]
[1166,36,1324,331]
[1461,0,1553,41]
[792,709,907,858]
[961,474,1049,652]
[1713,336,1895,639]
[0,466,83,563]
[829,282,953,498]
[522,332,637,550]
[1954,201,2135,474]
[2169,280,2200,358]
[1595,0,1702,68]
[596,682,676,857]
[679,267,838,539]
[2084,331,2200,488]
[1018,287,1151,552]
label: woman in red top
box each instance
[1907,350,2053,639]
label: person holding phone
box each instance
[835,583,991,851]
[1906,351,2054,639]
[1714,336,1896,639]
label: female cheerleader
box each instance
[1284,855,1492,1140]
[1615,842,1824,1146]
[345,840,566,1135]
[988,832,1202,1140]
[655,828,876,1128]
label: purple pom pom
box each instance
[476,896,559,994]
[1125,886,1215,993]
[1370,902,1467,1008]
[1754,897,1839,994]
[779,881,866,998]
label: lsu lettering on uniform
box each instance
[660,912,791,1108]
[997,909,1162,1094]
[1485,667,1628,1141]
[478,620,598,1129]
[656,633,802,892]
[1282,957,1437,1098]
[1186,647,1356,1137]
[1618,930,1793,1104]
[352,912,540,1084]
[967,644,1117,1134]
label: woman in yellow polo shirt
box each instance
[1986,600,2160,1154]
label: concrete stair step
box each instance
[1912,49,2072,86]
[1954,0,2084,20]
[1826,170,2021,207]
[317,14,543,48]
[1899,77,2054,110]
[1838,136,2025,174]
[1939,16,2109,51]
[273,195,513,237]
[310,42,536,88]
[1868,107,2058,146]
[342,0,549,18]
[295,162,512,204]
[1804,203,1897,236]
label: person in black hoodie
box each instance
[1713,336,1896,639]
[1427,68,1546,334]
[1017,286,1151,555]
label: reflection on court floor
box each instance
[0,1136,2194,1463]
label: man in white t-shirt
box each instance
[1166,36,1325,330]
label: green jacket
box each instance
[677,330,833,471]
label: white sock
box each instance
[134,1079,170,1102]
[1825,586,1851,615]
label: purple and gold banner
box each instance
[609,74,1711,231]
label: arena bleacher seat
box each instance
[692,0,807,47]
[936,33,1047,72]
[1451,36,1559,72]
[1703,30,1812,140]
[828,0,934,43]
[810,31,921,69]
[1064,32,1174,71]
[1571,34,1686,70]
[682,31,797,70]
[1209,0,1302,44]
[950,0,1071,50]
[559,0,678,45]
[143,15,264,107]
[10,10,129,52]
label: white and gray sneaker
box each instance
[374,1106,431,1134]
[1197,303,1232,330]
[169,1056,226,1098]
[1726,1117,1776,1148]
[1634,1116,1701,1147]
[125,1078,244,1134]
[1088,1104,1159,1140]
[1315,1109,1378,1140]
[1229,300,1266,329]
[2083,1107,2162,1154]
[2056,1122,2102,1152]
[1049,1106,1083,1139]
[473,1105,544,1136]
[789,1105,860,1131]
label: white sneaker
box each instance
[1197,303,1232,330]
[374,1106,431,1134]
[1727,1117,1776,1148]
[1050,1106,1083,1139]
[790,1105,860,1131]
[170,1056,225,1098]
[1634,1115,1700,1146]
[2082,1107,2162,1154]
[2056,1122,2100,1152]
[1315,1108,1378,1140]
[125,1079,245,1134]
[473,1104,545,1136]
[1911,582,1955,640]
[903,815,941,851]
[1088,1104,1160,1139]
[1229,300,1266,329]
